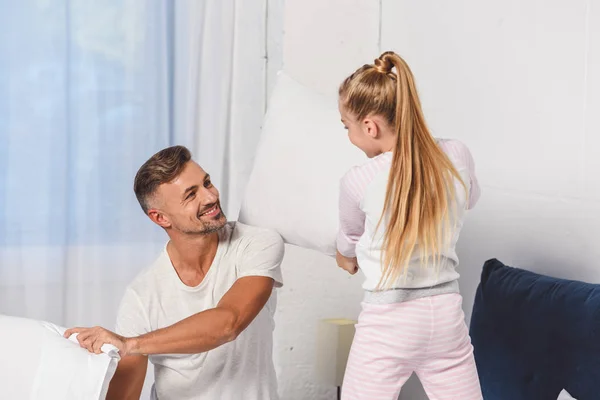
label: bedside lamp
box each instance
[315,318,356,400]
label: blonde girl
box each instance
[335,51,482,400]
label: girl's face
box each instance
[338,100,385,158]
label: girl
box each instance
[336,51,482,400]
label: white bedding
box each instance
[0,314,120,400]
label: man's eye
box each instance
[186,192,196,200]
[204,180,212,188]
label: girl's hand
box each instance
[336,250,359,275]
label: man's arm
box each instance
[106,355,148,400]
[65,276,274,356]
[65,229,284,357]
[128,276,274,355]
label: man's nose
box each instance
[201,188,218,203]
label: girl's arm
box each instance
[336,168,366,259]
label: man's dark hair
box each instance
[134,145,192,213]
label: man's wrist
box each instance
[124,336,141,356]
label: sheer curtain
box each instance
[172,0,273,219]
[0,0,274,335]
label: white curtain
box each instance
[0,0,276,335]
[0,0,173,329]
[172,0,273,220]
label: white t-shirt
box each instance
[115,222,284,400]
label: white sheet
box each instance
[0,314,120,400]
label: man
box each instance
[65,145,284,400]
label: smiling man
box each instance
[65,145,284,400]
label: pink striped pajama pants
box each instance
[342,293,482,400]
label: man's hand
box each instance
[336,250,359,275]
[64,326,134,357]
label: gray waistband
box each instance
[362,280,460,304]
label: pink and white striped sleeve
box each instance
[336,167,365,258]
[441,140,481,209]
[464,146,481,209]
[337,154,392,257]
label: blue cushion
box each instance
[469,259,600,400]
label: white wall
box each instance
[277,0,600,399]
[282,0,380,96]
[380,0,600,318]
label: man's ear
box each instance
[362,118,380,139]
[148,209,171,229]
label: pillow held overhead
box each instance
[239,71,366,256]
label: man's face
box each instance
[150,161,227,235]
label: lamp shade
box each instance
[315,318,356,387]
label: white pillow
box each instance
[557,389,577,400]
[239,71,366,256]
[0,314,120,400]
